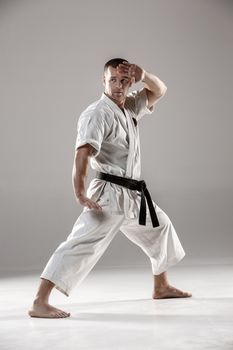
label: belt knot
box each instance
[138,180,147,192]
[95,171,160,228]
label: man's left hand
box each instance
[117,61,145,84]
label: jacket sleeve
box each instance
[126,88,154,121]
[75,110,105,157]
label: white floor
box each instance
[0,264,233,350]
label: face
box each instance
[103,65,132,107]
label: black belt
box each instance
[96,171,160,228]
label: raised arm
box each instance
[141,70,167,109]
[117,61,167,110]
[72,144,102,211]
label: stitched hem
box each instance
[151,251,186,275]
[40,274,70,297]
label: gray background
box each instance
[0,0,232,274]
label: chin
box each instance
[112,96,122,101]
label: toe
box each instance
[179,291,192,298]
[56,308,70,317]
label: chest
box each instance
[105,109,138,146]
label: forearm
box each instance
[72,151,89,200]
[142,70,167,96]
[71,145,102,211]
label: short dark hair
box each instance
[104,58,128,73]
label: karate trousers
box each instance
[40,204,185,297]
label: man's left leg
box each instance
[119,204,192,299]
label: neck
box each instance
[104,92,125,109]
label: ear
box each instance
[102,74,105,87]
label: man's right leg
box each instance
[28,209,125,318]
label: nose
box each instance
[116,80,123,89]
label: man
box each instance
[28,58,192,319]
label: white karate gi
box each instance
[40,88,185,296]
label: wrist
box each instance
[141,69,146,82]
[76,191,85,199]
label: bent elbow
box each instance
[161,85,167,96]
[156,85,167,99]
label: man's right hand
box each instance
[77,193,102,211]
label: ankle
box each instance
[34,296,49,305]
[154,281,169,290]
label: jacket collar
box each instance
[100,92,126,114]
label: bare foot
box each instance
[28,299,70,318]
[153,284,192,299]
